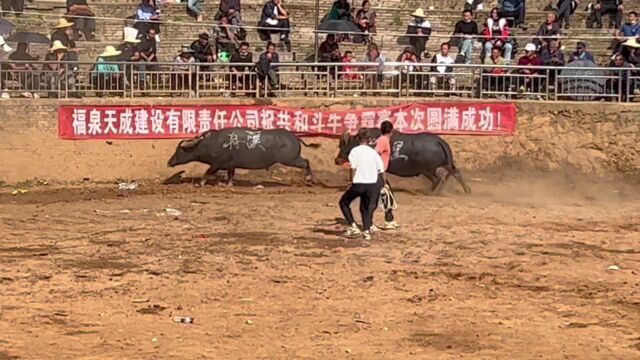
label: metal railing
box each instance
[1,60,638,102]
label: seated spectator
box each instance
[6,42,39,97]
[328,0,352,21]
[216,0,241,26]
[93,45,123,96]
[257,42,280,94]
[615,11,640,55]
[571,41,595,62]
[138,28,159,70]
[117,28,141,83]
[429,42,456,91]
[453,9,478,64]
[500,0,526,28]
[483,45,509,93]
[319,34,341,62]
[135,0,161,40]
[43,40,76,97]
[482,8,513,63]
[541,40,565,86]
[1,0,24,17]
[465,0,484,11]
[51,18,79,62]
[397,46,420,88]
[187,0,204,22]
[535,12,561,50]
[214,16,242,56]
[230,41,254,92]
[172,46,196,94]
[341,51,360,80]
[516,42,543,94]
[258,0,291,52]
[407,8,432,60]
[621,37,640,62]
[66,0,96,41]
[191,32,217,67]
[356,1,376,33]
[608,52,633,100]
[556,0,579,29]
[594,0,623,28]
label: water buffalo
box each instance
[168,128,320,186]
[335,129,471,194]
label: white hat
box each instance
[412,8,426,18]
[123,26,140,43]
[524,43,537,52]
[0,35,12,53]
[49,40,68,52]
[623,38,640,48]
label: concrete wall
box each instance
[1,98,639,184]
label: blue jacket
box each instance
[501,0,524,12]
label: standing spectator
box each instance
[453,9,479,64]
[500,0,526,28]
[341,51,360,80]
[0,0,23,17]
[338,128,384,241]
[93,45,123,96]
[482,8,513,63]
[258,0,291,52]
[230,41,254,92]
[541,40,565,86]
[117,28,141,86]
[365,42,384,90]
[191,33,216,65]
[138,26,159,90]
[406,8,431,60]
[187,0,204,22]
[7,42,38,97]
[429,42,456,91]
[319,33,341,63]
[570,41,595,62]
[66,0,96,40]
[594,0,623,28]
[483,46,509,93]
[535,12,561,50]
[135,0,161,39]
[172,46,196,94]
[328,0,352,21]
[374,121,399,230]
[257,42,280,94]
[516,42,543,94]
[214,16,242,56]
[557,0,579,29]
[216,0,241,26]
[51,18,79,63]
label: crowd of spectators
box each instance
[2,0,640,100]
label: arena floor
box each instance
[1,171,639,359]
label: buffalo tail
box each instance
[298,138,321,149]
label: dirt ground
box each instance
[1,168,639,360]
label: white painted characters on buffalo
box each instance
[391,141,409,161]
[223,131,266,151]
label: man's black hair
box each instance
[380,120,393,135]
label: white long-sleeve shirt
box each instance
[349,144,384,184]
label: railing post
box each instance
[625,69,631,103]
[129,63,134,98]
[194,64,200,99]
[333,64,337,98]
[478,67,483,100]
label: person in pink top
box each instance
[374,120,400,230]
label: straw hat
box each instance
[179,45,194,54]
[123,27,140,43]
[54,18,74,29]
[99,45,122,57]
[622,37,640,48]
[0,35,12,53]
[49,40,68,52]
[412,8,426,18]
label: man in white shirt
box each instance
[429,42,456,91]
[339,128,384,241]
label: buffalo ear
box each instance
[179,137,202,149]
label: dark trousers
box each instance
[596,3,622,28]
[0,0,23,15]
[557,0,572,28]
[72,17,96,38]
[339,182,379,231]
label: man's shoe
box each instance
[362,231,371,241]
[344,224,361,237]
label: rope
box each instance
[379,184,397,212]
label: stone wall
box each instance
[0,98,638,184]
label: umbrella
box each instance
[0,18,16,36]
[6,32,51,45]
[559,60,606,101]
[318,19,361,33]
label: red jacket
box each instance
[482,18,510,43]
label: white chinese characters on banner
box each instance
[63,104,513,138]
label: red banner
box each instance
[58,103,516,140]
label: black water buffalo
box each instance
[335,129,471,194]
[168,128,320,186]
